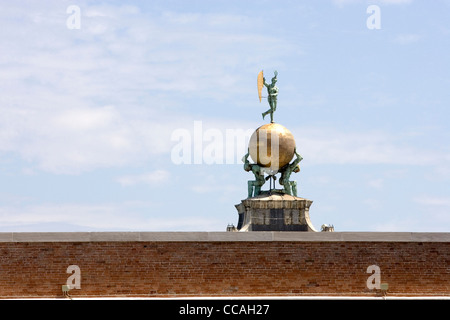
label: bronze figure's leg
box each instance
[284,181,292,196]
[290,181,297,197]
[247,181,254,198]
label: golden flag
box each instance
[257,70,264,102]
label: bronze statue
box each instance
[260,71,278,123]
[245,70,302,198]
[279,148,303,197]
[242,150,266,198]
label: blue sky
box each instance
[0,0,449,232]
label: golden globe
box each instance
[248,122,296,172]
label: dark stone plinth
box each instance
[235,192,317,232]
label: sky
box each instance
[0,0,449,232]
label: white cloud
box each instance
[414,196,450,207]
[53,105,120,131]
[332,0,412,6]
[379,0,412,4]
[367,178,384,189]
[189,172,242,204]
[393,33,422,45]
[425,165,450,181]
[363,198,382,210]
[0,202,222,231]
[117,170,170,186]
[332,0,359,6]
[372,219,419,231]
[0,103,184,174]
[292,127,449,166]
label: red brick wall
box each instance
[0,240,448,298]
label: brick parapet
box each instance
[0,232,448,298]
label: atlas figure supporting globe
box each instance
[279,149,303,197]
[242,150,265,198]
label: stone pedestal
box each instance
[235,191,317,232]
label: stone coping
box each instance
[0,232,448,243]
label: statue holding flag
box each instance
[258,70,279,123]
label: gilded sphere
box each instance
[248,123,296,171]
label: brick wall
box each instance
[0,232,448,298]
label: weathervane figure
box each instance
[258,70,279,123]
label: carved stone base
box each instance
[235,191,317,232]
